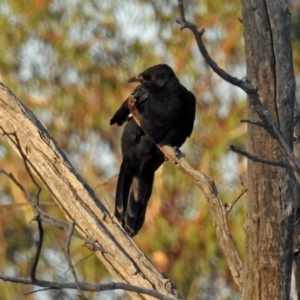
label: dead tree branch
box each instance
[64,223,88,300]
[224,187,247,214]
[0,169,106,254]
[176,0,256,94]
[0,273,174,300]
[0,82,181,300]
[176,0,300,185]
[128,96,243,288]
[30,214,44,282]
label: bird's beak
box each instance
[128,74,144,83]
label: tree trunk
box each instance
[241,0,295,299]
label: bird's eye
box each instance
[150,76,156,81]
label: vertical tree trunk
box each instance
[241,0,295,299]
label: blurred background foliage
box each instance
[0,0,299,299]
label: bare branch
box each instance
[224,187,247,213]
[240,119,266,129]
[24,287,53,296]
[230,145,290,168]
[0,81,181,299]
[176,0,300,184]
[30,214,44,281]
[0,129,42,202]
[64,223,88,300]
[94,174,118,190]
[0,274,174,300]
[161,150,244,286]
[67,252,95,272]
[176,0,256,94]
[128,96,141,125]
[128,96,243,288]
[246,95,300,179]
[0,169,108,254]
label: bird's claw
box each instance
[173,146,185,159]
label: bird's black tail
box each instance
[115,162,154,237]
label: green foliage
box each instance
[0,0,299,299]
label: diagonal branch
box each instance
[64,222,88,300]
[224,187,247,214]
[128,96,243,289]
[246,95,300,178]
[0,169,107,254]
[176,0,300,186]
[1,129,42,201]
[176,0,256,94]
[0,81,181,300]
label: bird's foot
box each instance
[173,146,185,159]
[123,223,137,238]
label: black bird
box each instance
[110,64,196,237]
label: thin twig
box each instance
[294,136,300,144]
[0,169,107,254]
[0,274,174,300]
[24,287,53,296]
[240,119,266,129]
[128,96,244,288]
[30,214,44,281]
[177,0,186,22]
[230,145,291,168]
[65,252,95,274]
[64,222,88,300]
[94,174,118,190]
[239,176,245,188]
[225,187,247,213]
[0,128,42,203]
[247,96,300,179]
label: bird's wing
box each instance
[185,90,196,137]
[110,98,130,126]
[110,85,150,126]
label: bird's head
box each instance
[128,64,178,89]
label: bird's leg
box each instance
[173,146,185,159]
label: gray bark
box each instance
[241,0,295,299]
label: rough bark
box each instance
[128,95,244,288]
[241,0,295,299]
[0,82,181,300]
[292,103,300,299]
